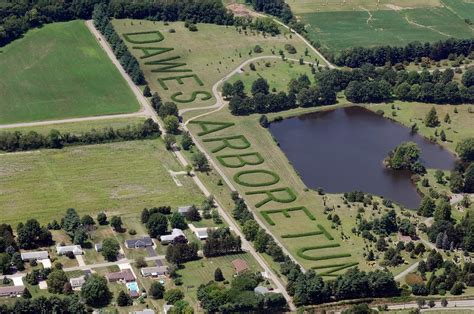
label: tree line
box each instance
[330,38,474,68]
[0,119,161,152]
[1,0,234,47]
[93,3,145,85]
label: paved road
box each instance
[87,20,296,311]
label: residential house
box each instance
[106,269,135,283]
[56,245,83,255]
[254,286,269,295]
[140,266,168,277]
[160,229,185,244]
[0,286,25,297]
[232,259,249,274]
[125,237,153,249]
[20,251,49,261]
[178,206,192,215]
[69,276,86,289]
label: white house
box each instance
[178,206,192,215]
[56,245,83,255]
[160,229,185,244]
[20,251,49,261]
[194,228,209,240]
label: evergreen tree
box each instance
[143,85,151,97]
[117,290,133,306]
[424,107,440,127]
[214,268,224,282]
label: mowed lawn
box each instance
[0,21,140,124]
[112,19,322,110]
[301,7,473,51]
[0,139,204,225]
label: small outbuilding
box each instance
[69,276,86,289]
[232,258,249,274]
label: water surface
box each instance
[269,106,456,208]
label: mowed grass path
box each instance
[0,21,140,124]
[0,139,204,224]
[301,7,473,51]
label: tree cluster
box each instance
[197,271,287,312]
[203,227,242,257]
[0,119,161,152]
[331,38,474,68]
[17,219,52,249]
[165,235,198,265]
[246,0,293,23]
[0,294,86,314]
[385,141,426,174]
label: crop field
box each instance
[367,102,474,153]
[0,21,140,124]
[287,0,473,51]
[0,139,204,225]
[112,19,322,110]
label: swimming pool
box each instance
[126,281,139,292]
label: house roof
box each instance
[0,286,25,296]
[195,229,208,239]
[132,310,155,314]
[141,266,168,276]
[125,237,153,247]
[69,276,85,286]
[232,259,249,273]
[254,286,269,295]
[20,251,48,260]
[56,245,82,254]
[95,243,102,250]
[106,269,135,281]
[160,229,185,242]
[178,206,192,213]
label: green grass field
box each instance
[367,102,474,153]
[112,19,322,110]
[0,139,204,224]
[287,0,473,51]
[226,58,314,93]
[0,21,140,124]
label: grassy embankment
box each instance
[0,21,140,124]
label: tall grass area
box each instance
[0,21,140,124]
[0,139,204,224]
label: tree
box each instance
[63,282,73,295]
[164,134,176,150]
[135,256,147,268]
[440,129,446,141]
[149,281,165,299]
[441,298,448,307]
[143,85,151,97]
[62,208,81,238]
[462,67,474,87]
[251,78,269,96]
[214,268,224,282]
[141,208,150,224]
[232,80,246,98]
[164,115,180,134]
[11,253,24,271]
[81,215,95,228]
[158,102,178,119]
[417,298,426,308]
[418,196,435,217]
[435,170,445,183]
[22,287,32,299]
[164,288,184,305]
[434,199,452,222]
[222,82,234,99]
[147,213,168,238]
[81,275,112,308]
[47,270,68,294]
[456,138,474,162]
[450,171,465,193]
[450,281,464,295]
[386,142,425,174]
[151,92,162,110]
[169,212,187,230]
[444,113,451,123]
[73,227,88,245]
[242,219,259,241]
[0,253,11,274]
[117,290,133,306]
[102,238,120,262]
[424,107,440,127]
[97,212,107,225]
[184,206,201,222]
[110,216,123,231]
[181,132,193,150]
[464,163,474,193]
[192,152,209,171]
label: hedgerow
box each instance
[281,231,323,238]
[203,135,251,153]
[188,121,235,136]
[297,243,351,261]
[216,152,264,168]
[317,224,334,240]
[123,31,164,44]
[247,187,297,208]
[157,74,204,90]
[312,262,359,277]
[171,91,212,103]
[260,206,316,225]
[234,169,280,187]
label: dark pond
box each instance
[269,106,457,208]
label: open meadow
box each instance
[287,0,473,51]
[0,139,204,224]
[0,20,140,124]
[112,19,322,110]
